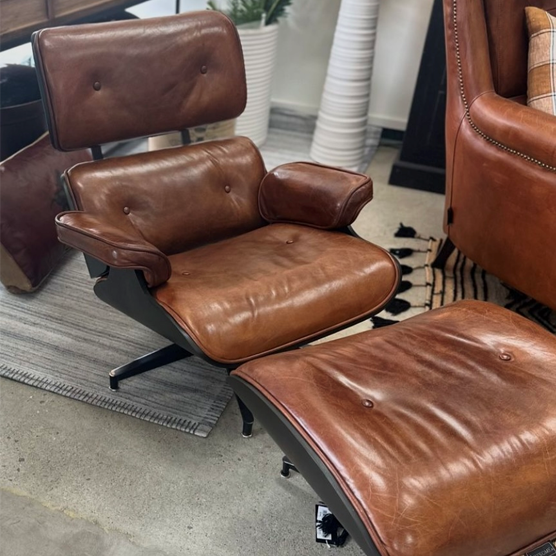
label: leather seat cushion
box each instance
[233,301,556,556]
[153,223,399,363]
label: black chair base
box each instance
[109,343,255,437]
[280,455,299,478]
[109,343,192,391]
[235,395,254,438]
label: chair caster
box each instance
[235,394,254,438]
[281,455,298,478]
[242,422,254,438]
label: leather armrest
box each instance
[470,92,556,169]
[258,162,373,229]
[55,212,171,287]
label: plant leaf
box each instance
[264,0,291,25]
[207,0,289,25]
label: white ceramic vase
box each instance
[310,0,380,169]
[236,23,280,146]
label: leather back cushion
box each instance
[32,11,246,151]
[0,134,91,292]
[483,0,556,97]
[66,137,266,255]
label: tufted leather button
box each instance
[123,206,130,214]
[499,352,512,361]
[181,271,190,276]
[93,81,101,91]
[224,185,231,193]
[361,399,374,408]
[200,65,208,74]
[286,240,294,244]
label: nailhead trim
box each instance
[451,0,556,172]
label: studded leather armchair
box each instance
[441,0,556,310]
[32,11,400,435]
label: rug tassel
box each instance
[317,512,349,547]
[398,280,413,293]
[384,298,411,315]
[371,316,399,328]
[394,223,430,241]
[400,264,426,276]
[389,248,426,259]
[398,281,431,293]
[318,513,342,537]
[390,248,412,259]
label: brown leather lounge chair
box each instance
[437,0,556,311]
[31,11,400,436]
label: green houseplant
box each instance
[207,0,293,145]
[207,0,292,27]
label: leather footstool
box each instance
[230,300,556,556]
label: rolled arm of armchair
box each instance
[258,162,373,229]
[470,93,556,170]
[55,211,171,287]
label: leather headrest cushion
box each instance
[32,11,247,151]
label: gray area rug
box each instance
[0,253,233,437]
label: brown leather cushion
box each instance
[259,162,373,229]
[483,0,556,98]
[525,7,556,115]
[66,137,266,257]
[153,223,399,363]
[233,301,556,556]
[0,134,91,292]
[32,11,246,150]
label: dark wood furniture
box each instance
[389,0,447,194]
[0,0,145,51]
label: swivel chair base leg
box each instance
[235,394,254,438]
[280,455,299,478]
[109,343,192,390]
[431,237,456,269]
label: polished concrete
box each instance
[0,146,445,556]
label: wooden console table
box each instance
[0,0,147,51]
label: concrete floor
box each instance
[0,146,445,556]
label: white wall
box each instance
[272,0,435,130]
[0,0,435,130]
[369,0,435,130]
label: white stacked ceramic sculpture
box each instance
[310,0,380,169]
[236,23,281,146]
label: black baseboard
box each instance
[389,154,446,194]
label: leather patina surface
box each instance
[59,138,266,256]
[259,162,373,229]
[56,137,399,362]
[32,11,247,150]
[233,300,556,556]
[443,0,556,311]
[483,0,556,97]
[153,224,399,363]
[0,133,90,292]
[56,211,171,288]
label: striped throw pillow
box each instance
[525,7,556,115]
